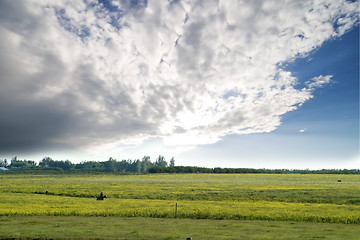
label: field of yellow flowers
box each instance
[0,173,359,224]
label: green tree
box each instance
[131,160,141,173]
[169,157,175,167]
[0,159,8,168]
[59,160,74,171]
[104,157,117,172]
[9,157,36,169]
[141,156,152,172]
[39,157,54,168]
[155,155,168,167]
[76,161,104,171]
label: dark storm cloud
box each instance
[0,90,79,152]
[0,0,156,153]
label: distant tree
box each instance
[75,161,87,170]
[38,157,75,171]
[116,160,130,172]
[155,155,168,167]
[76,161,104,171]
[141,156,152,172]
[0,159,7,168]
[104,157,117,172]
[39,157,54,168]
[59,160,74,171]
[169,157,175,167]
[9,157,36,169]
[128,159,141,173]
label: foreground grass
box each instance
[1,216,359,240]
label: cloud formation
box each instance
[0,0,358,153]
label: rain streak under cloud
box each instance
[0,0,358,157]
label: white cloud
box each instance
[0,0,358,153]
[306,75,333,89]
[299,128,307,133]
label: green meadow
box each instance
[0,173,359,239]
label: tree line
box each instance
[1,156,359,174]
[0,156,175,173]
[149,166,360,174]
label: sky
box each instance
[0,0,359,169]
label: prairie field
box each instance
[0,173,359,239]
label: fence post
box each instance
[175,202,178,218]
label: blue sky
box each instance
[0,0,358,169]
[111,24,360,169]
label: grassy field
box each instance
[0,173,359,239]
[1,216,360,240]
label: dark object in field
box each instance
[97,192,107,200]
[337,179,342,182]
[97,195,107,200]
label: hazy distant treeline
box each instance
[149,166,360,174]
[1,156,359,174]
